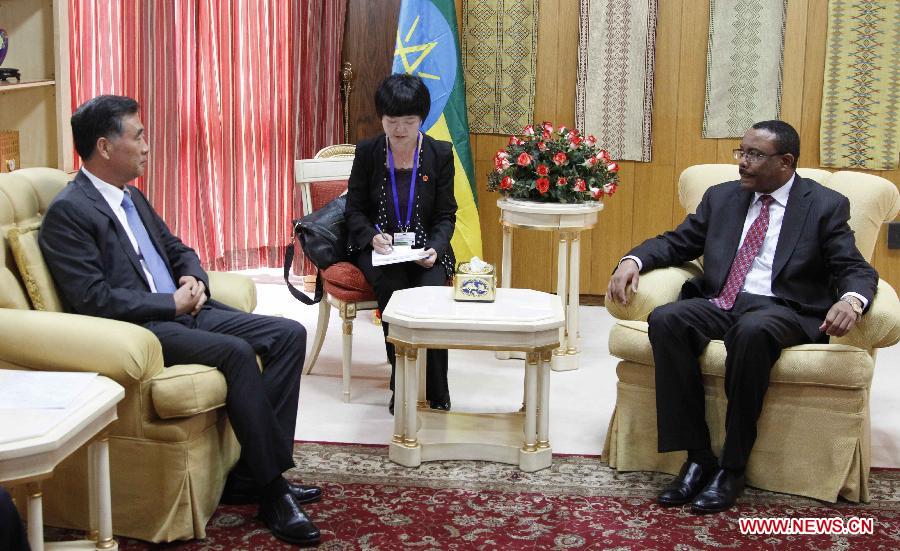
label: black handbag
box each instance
[283,195,348,305]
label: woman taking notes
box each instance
[345,74,457,413]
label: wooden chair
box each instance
[294,145,379,402]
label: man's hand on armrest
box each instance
[820,299,859,337]
[607,258,640,306]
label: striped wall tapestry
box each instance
[68,0,346,270]
[821,0,900,170]
[576,0,659,162]
[702,0,787,139]
[461,0,539,135]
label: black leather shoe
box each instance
[429,399,451,411]
[258,493,321,546]
[691,468,745,514]
[222,476,322,505]
[288,483,322,505]
[657,460,717,506]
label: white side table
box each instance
[383,286,564,472]
[497,198,603,371]
[0,374,124,551]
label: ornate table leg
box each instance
[552,231,575,371]
[404,347,419,448]
[393,345,406,445]
[522,352,539,453]
[537,350,552,449]
[496,225,515,360]
[567,232,580,357]
[417,351,427,408]
[27,482,43,551]
[92,433,116,549]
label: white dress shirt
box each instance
[81,168,163,292]
[623,173,867,308]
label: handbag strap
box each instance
[283,240,324,305]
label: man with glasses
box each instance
[606,120,877,513]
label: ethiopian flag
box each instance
[393,0,483,262]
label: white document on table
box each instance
[0,370,98,409]
[372,245,429,267]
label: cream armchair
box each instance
[604,165,900,503]
[0,168,255,542]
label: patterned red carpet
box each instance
[59,442,900,549]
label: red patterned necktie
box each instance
[711,194,774,310]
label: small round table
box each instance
[383,286,564,472]
[497,198,603,371]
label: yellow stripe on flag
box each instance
[426,114,483,263]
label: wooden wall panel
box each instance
[466,0,899,294]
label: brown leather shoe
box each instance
[657,460,717,506]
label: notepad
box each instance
[372,245,430,267]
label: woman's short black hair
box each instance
[374,74,430,121]
[71,95,140,160]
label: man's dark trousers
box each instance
[145,301,305,486]
[648,292,821,470]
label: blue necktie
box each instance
[121,191,177,293]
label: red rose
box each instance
[552,152,568,166]
[586,134,597,146]
[607,162,619,173]
[500,176,514,189]
[574,178,586,192]
[570,136,583,148]
[598,149,611,162]
[588,155,599,166]
[537,141,547,151]
[565,130,576,141]
[541,130,551,141]
[536,164,550,176]
[542,121,554,133]
[516,152,533,166]
[590,186,603,200]
[603,182,618,196]
[508,135,519,146]
[556,176,568,187]
[536,177,550,194]
[523,124,535,136]
[494,156,510,171]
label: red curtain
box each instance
[68,0,347,270]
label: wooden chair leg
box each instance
[340,302,358,402]
[303,299,331,375]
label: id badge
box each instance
[393,232,416,247]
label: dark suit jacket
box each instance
[344,133,457,258]
[628,176,878,320]
[39,170,209,324]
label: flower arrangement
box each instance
[487,122,619,203]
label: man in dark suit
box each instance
[607,120,878,514]
[39,95,321,546]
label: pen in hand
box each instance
[374,224,393,253]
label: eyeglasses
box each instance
[732,149,779,163]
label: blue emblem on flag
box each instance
[392,0,457,132]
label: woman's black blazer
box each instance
[344,133,457,259]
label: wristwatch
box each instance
[841,296,863,319]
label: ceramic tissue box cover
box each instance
[453,260,496,302]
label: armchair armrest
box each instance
[0,308,164,385]
[832,279,900,350]
[208,271,257,313]
[605,262,702,321]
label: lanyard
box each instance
[387,132,421,231]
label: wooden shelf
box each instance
[0,79,56,93]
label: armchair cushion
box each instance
[321,261,376,302]
[7,223,62,311]
[151,364,228,419]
